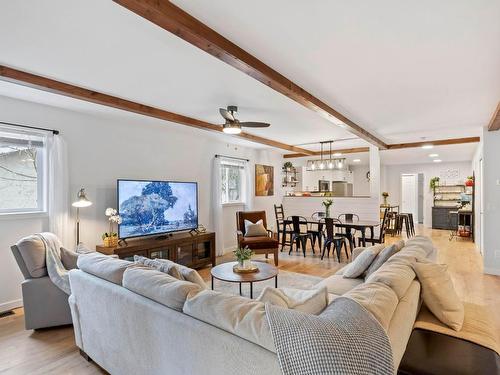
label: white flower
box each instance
[105,207,117,216]
[109,214,122,224]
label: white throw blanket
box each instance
[37,232,71,295]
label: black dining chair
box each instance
[338,213,360,244]
[287,216,314,257]
[308,212,326,251]
[321,218,349,262]
[274,204,291,250]
[359,208,389,246]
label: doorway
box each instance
[401,174,418,223]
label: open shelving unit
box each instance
[282,167,299,188]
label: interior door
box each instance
[401,174,418,222]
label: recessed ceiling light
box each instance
[429,153,439,158]
[433,159,442,163]
[353,159,361,163]
[338,124,346,128]
[333,152,342,157]
[421,144,433,149]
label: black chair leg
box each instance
[310,235,315,255]
[301,238,307,257]
[321,242,327,260]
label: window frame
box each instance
[0,126,49,216]
[220,159,246,206]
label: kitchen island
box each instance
[282,195,380,222]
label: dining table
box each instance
[280,216,381,252]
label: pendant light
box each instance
[328,141,334,169]
[319,142,325,170]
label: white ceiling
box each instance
[174,0,499,142]
[0,0,364,152]
[0,0,497,153]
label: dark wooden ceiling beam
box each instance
[487,102,500,131]
[283,147,370,159]
[112,0,388,149]
[0,65,314,155]
[386,137,480,150]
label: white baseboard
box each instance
[483,267,500,276]
[0,299,22,313]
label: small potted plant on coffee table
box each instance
[233,246,255,272]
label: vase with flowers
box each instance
[381,192,389,206]
[322,198,334,218]
[465,176,474,187]
[233,246,254,271]
[102,208,122,247]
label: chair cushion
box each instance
[60,247,79,270]
[77,252,132,285]
[412,260,464,331]
[257,286,329,315]
[314,274,364,295]
[364,244,398,279]
[183,289,275,352]
[123,266,202,311]
[16,235,47,278]
[240,236,279,250]
[244,219,268,237]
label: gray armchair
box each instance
[11,235,72,330]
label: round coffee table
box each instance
[211,261,279,299]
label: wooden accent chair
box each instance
[236,211,279,266]
[358,208,390,246]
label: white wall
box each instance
[381,161,472,228]
[481,128,500,275]
[351,164,370,196]
[471,141,483,254]
[0,96,284,310]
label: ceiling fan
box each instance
[219,106,270,134]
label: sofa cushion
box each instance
[393,239,406,252]
[389,246,427,264]
[364,244,398,279]
[344,282,399,330]
[77,252,132,285]
[405,235,435,256]
[257,286,329,315]
[183,290,275,352]
[315,274,364,295]
[366,259,416,299]
[123,267,201,311]
[343,247,378,278]
[239,236,279,250]
[412,260,464,331]
[60,247,79,270]
[134,255,182,280]
[16,235,47,278]
[244,219,268,237]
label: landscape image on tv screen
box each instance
[118,180,198,239]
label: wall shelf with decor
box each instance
[281,166,299,187]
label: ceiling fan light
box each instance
[222,123,242,134]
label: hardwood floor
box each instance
[1,227,498,374]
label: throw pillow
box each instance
[257,286,329,315]
[244,219,268,237]
[134,255,183,280]
[412,260,464,331]
[364,244,398,279]
[351,244,385,261]
[60,247,79,270]
[343,248,377,278]
[76,242,94,254]
[393,239,405,252]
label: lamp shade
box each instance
[72,188,92,208]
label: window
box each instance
[0,126,47,214]
[220,158,246,204]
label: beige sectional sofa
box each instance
[69,236,436,375]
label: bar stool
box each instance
[397,213,413,238]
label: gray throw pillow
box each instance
[244,219,268,237]
[60,247,79,270]
[343,249,377,278]
[364,244,398,279]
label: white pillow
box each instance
[257,286,329,315]
[244,219,268,237]
[343,248,377,278]
[412,260,464,331]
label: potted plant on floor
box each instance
[430,176,440,190]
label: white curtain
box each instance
[243,161,253,211]
[211,157,224,256]
[48,134,71,247]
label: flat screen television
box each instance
[117,179,198,239]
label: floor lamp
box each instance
[72,188,92,245]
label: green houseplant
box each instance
[429,177,440,190]
[283,161,293,171]
[233,246,254,269]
